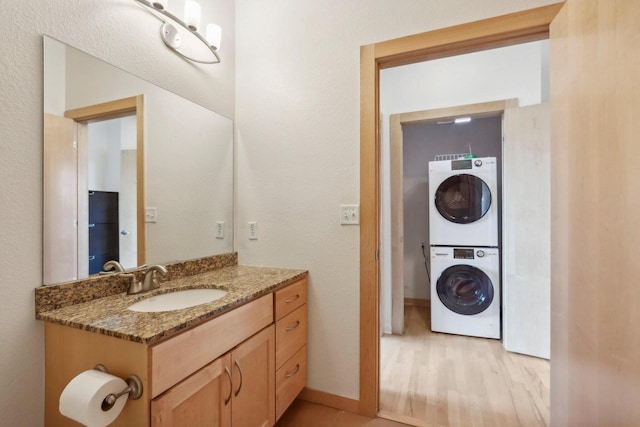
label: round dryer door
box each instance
[434,174,492,224]
[436,265,494,315]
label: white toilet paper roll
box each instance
[59,369,128,427]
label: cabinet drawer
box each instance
[275,304,307,369]
[274,278,307,321]
[275,345,307,421]
[150,294,273,398]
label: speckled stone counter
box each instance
[35,252,239,314]
[37,265,307,345]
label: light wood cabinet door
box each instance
[152,354,232,427]
[231,325,275,427]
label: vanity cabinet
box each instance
[44,277,307,427]
[274,279,308,421]
[152,325,275,427]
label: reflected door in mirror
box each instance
[43,114,79,283]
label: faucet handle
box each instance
[143,265,168,291]
[102,260,125,274]
[122,273,143,295]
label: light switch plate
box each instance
[340,204,360,225]
[145,207,157,223]
[248,222,258,240]
[216,221,224,239]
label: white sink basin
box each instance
[128,289,228,312]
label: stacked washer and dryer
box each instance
[428,157,500,339]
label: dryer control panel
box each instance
[451,159,473,170]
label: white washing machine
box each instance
[430,246,500,339]
[429,157,498,247]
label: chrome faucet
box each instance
[141,265,168,292]
[122,265,168,295]
[101,260,125,274]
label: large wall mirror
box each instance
[43,36,233,285]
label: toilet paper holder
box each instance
[94,364,143,411]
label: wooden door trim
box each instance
[134,96,145,267]
[64,96,139,121]
[359,2,564,417]
[375,4,563,69]
[65,95,146,267]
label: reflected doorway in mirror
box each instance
[43,96,145,284]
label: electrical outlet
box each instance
[340,204,360,225]
[248,222,258,240]
[145,207,157,223]
[216,221,224,239]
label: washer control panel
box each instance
[433,247,499,260]
[453,248,475,259]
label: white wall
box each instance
[43,39,65,116]
[235,0,560,400]
[0,0,235,424]
[88,120,122,192]
[379,40,549,334]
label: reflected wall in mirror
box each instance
[43,36,234,285]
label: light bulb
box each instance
[184,0,201,31]
[206,24,222,50]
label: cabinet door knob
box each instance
[234,360,243,397]
[224,366,232,405]
[285,364,300,378]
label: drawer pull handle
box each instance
[285,294,300,303]
[224,366,232,405]
[285,364,300,378]
[286,320,301,331]
[234,360,243,397]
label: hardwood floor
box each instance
[276,399,410,427]
[379,305,550,427]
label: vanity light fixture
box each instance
[133,0,221,64]
[454,117,472,124]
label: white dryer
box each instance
[429,157,498,247]
[430,246,500,339]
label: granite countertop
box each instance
[37,265,307,345]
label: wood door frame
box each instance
[388,99,516,336]
[359,3,564,417]
[65,95,146,267]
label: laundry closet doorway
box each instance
[386,100,510,336]
[379,97,551,425]
[360,1,639,425]
[364,6,549,425]
[384,97,551,361]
